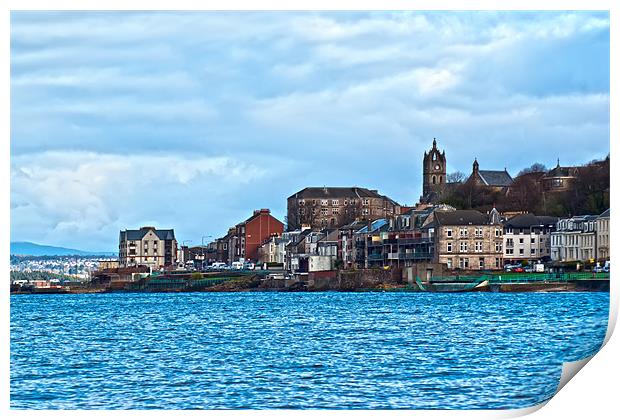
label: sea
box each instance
[10,292,609,410]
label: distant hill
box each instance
[10,242,117,257]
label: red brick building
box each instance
[234,209,284,262]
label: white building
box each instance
[551,215,598,262]
[596,209,610,261]
[503,214,558,263]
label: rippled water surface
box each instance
[11,292,608,409]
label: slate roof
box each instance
[289,187,399,205]
[120,227,176,241]
[356,219,389,234]
[432,210,491,226]
[599,209,610,218]
[544,166,578,178]
[477,170,514,187]
[504,214,558,229]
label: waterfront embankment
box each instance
[10,269,610,294]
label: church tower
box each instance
[422,138,447,200]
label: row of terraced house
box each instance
[117,193,609,272]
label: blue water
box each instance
[11,292,609,409]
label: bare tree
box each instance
[447,171,466,184]
[517,163,547,177]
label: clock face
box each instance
[434,164,441,170]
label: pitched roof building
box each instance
[466,158,514,190]
[424,209,504,270]
[287,186,401,231]
[119,227,177,269]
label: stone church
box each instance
[420,138,446,204]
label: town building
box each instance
[466,159,514,192]
[596,209,610,261]
[338,220,368,269]
[551,215,597,262]
[257,235,290,266]
[424,209,504,270]
[287,186,401,230]
[503,214,558,263]
[541,160,579,193]
[118,227,177,269]
[420,138,447,203]
[232,209,284,262]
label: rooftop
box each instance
[477,170,514,187]
[433,210,492,226]
[289,186,399,205]
[120,227,175,241]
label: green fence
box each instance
[427,272,609,284]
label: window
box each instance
[460,242,468,252]
[362,208,370,215]
[459,258,469,269]
[530,238,536,244]
[495,258,501,268]
[332,207,340,215]
[446,258,453,269]
[362,199,370,206]
[446,229,453,238]
[459,228,468,237]
[519,238,524,244]
[475,228,483,237]
[495,228,501,237]
[519,249,524,255]
[495,242,502,252]
[332,199,339,206]
[321,208,328,216]
[506,249,514,255]
[506,239,514,247]
[447,242,453,253]
[479,257,485,269]
[298,199,305,206]
[505,227,513,234]
[531,248,536,255]
[475,242,483,253]
[321,199,328,206]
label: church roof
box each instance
[477,170,514,187]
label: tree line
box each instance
[440,156,610,217]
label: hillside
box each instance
[10,242,116,257]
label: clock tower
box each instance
[422,138,446,201]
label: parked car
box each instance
[231,261,244,270]
[504,264,522,272]
[209,262,227,270]
[244,262,255,270]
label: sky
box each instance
[10,11,610,251]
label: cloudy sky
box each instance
[10,11,609,251]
